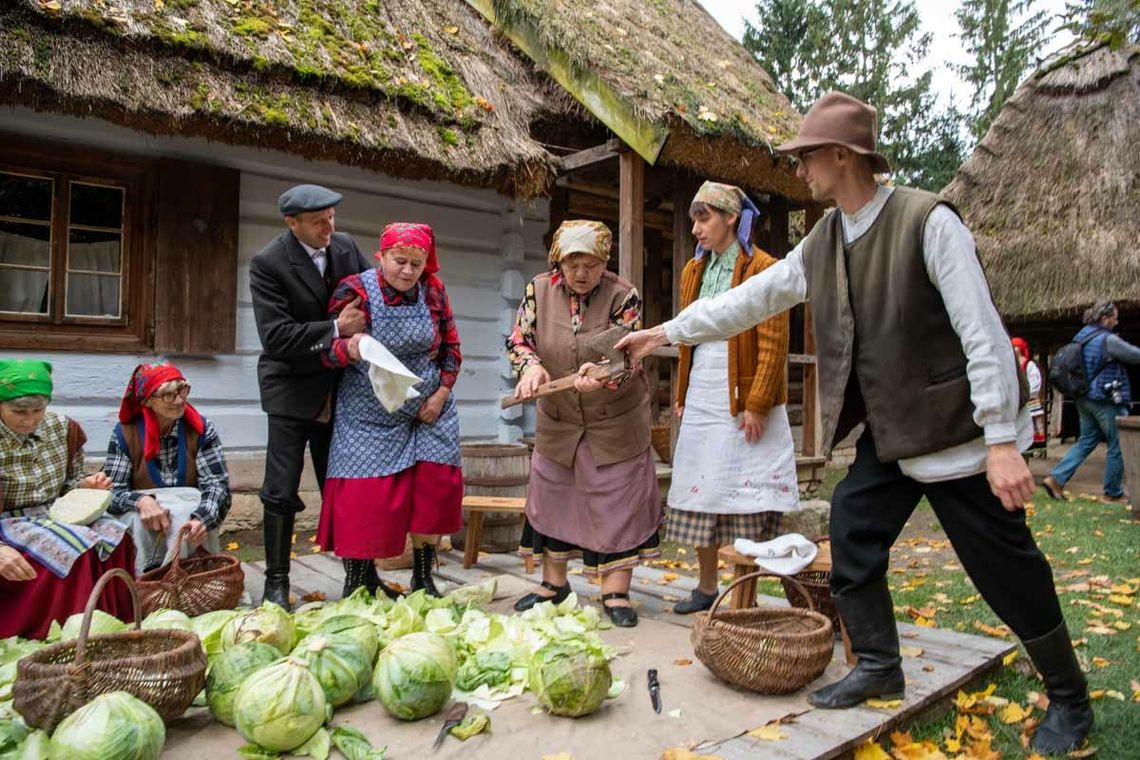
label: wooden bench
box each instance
[718,542,855,665]
[460,496,533,573]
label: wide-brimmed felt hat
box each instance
[777,91,891,174]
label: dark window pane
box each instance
[0,269,49,314]
[66,273,121,318]
[0,172,53,221]
[0,221,51,267]
[69,229,121,273]
[69,183,123,228]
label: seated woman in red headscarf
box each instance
[320,223,463,599]
[103,362,232,575]
[0,359,135,639]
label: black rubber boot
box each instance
[342,559,371,599]
[262,511,295,611]
[411,544,441,598]
[1024,622,1094,754]
[514,580,571,612]
[808,579,906,709]
[365,561,404,600]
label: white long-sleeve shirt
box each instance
[664,185,1031,483]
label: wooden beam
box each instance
[558,139,621,173]
[801,203,825,460]
[669,175,700,456]
[619,149,645,293]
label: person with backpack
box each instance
[1044,301,1140,503]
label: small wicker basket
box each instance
[14,569,207,732]
[650,424,672,464]
[780,569,841,632]
[136,523,244,617]
[691,571,834,694]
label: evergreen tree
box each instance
[955,0,1049,141]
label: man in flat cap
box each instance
[249,184,370,609]
[618,92,1091,754]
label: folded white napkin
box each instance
[358,335,422,412]
[733,533,818,575]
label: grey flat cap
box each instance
[277,184,343,216]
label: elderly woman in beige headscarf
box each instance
[505,220,661,627]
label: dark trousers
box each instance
[260,414,331,516]
[830,430,1063,641]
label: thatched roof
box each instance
[0,0,560,198]
[944,43,1140,321]
[473,0,809,203]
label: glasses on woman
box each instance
[154,384,191,403]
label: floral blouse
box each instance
[506,270,642,377]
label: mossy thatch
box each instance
[478,0,808,202]
[0,0,559,198]
[944,43,1140,321]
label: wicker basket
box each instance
[780,570,840,632]
[14,569,207,732]
[136,523,244,617]
[691,571,834,694]
[650,425,672,464]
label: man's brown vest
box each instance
[119,421,200,489]
[531,270,651,468]
[803,187,1026,463]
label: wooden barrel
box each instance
[451,443,530,552]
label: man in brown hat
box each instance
[618,91,1092,754]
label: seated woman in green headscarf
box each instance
[0,359,136,640]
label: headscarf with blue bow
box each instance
[692,181,761,260]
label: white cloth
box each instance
[1026,360,1042,397]
[664,184,1032,483]
[123,487,221,575]
[358,335,422,412]
[733,533,818,575]
[668,342,799,514]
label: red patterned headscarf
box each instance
[118,362,205,461]
[376,223,439,278]
[1011,337,1030,371]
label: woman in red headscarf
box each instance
[1012,337,1047,450]
[320,223,463,598]
[103,361,232,574]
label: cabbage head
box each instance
[140,608,192,632]
[233,658,326,752]
[315,615,379,664]
[48,610,126,642]
[205,641,281,726]
[455,651,511,692]
[189,610,242,660]
[291,634,371,708]
[47,691,164,760]
[529,642,612,718]
[372,632,456,721]
[222,603,296,655]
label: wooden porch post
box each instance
[669,175,699,455]
[618,148,645,294]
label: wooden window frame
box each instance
[0,134,155,353]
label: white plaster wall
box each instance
[0,107,549,452]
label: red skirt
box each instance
[318,462,463,559]
[0,537,137,640]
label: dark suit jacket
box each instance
[249,230,371,419]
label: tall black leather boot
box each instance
[262,511,294,611]
[365,560,404,600]
[1025,622,1094,754]
[808,579,906,709]
[410,544,441,598]
[342,559,371,599]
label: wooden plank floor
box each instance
[239,550,1014,760]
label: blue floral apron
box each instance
[327,269,461,479]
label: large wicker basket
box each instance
[691,571,834,694]
[14,569,207,732]
[136,523,244,616]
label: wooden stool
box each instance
[460,496,533,574]
[717,543,855,665]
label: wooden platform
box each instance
[233,550,1015,759]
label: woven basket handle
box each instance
[164,522,198,576]
[74,568,141,665]
[707,570,820,620]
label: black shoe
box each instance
[1024,622,1094,754]
[602,592,638,627]
[1042,476,1065,501]
[808,579,905,709]
[365,561,404,600]
[262,511,294,611]
[410,544,442,598]
[514,580,571,612]
[673,588,718,615]
[342,558,371,599]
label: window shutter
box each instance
[153,159,239,354]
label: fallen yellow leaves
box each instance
[746,723,786,741]
[1002,650,1019,667]
[225,541,240,551]
[997,702,1033,724]
[672,658,693,667]
[865,697,903,709]
[1107,594,1134,607]
[973,622,1012,639]
[954,684,997,714]
[888,730,947,759]
[901,645,925,658]
[854,739,891,760]
[659,750,722,760]
[1091,656,1111,668]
